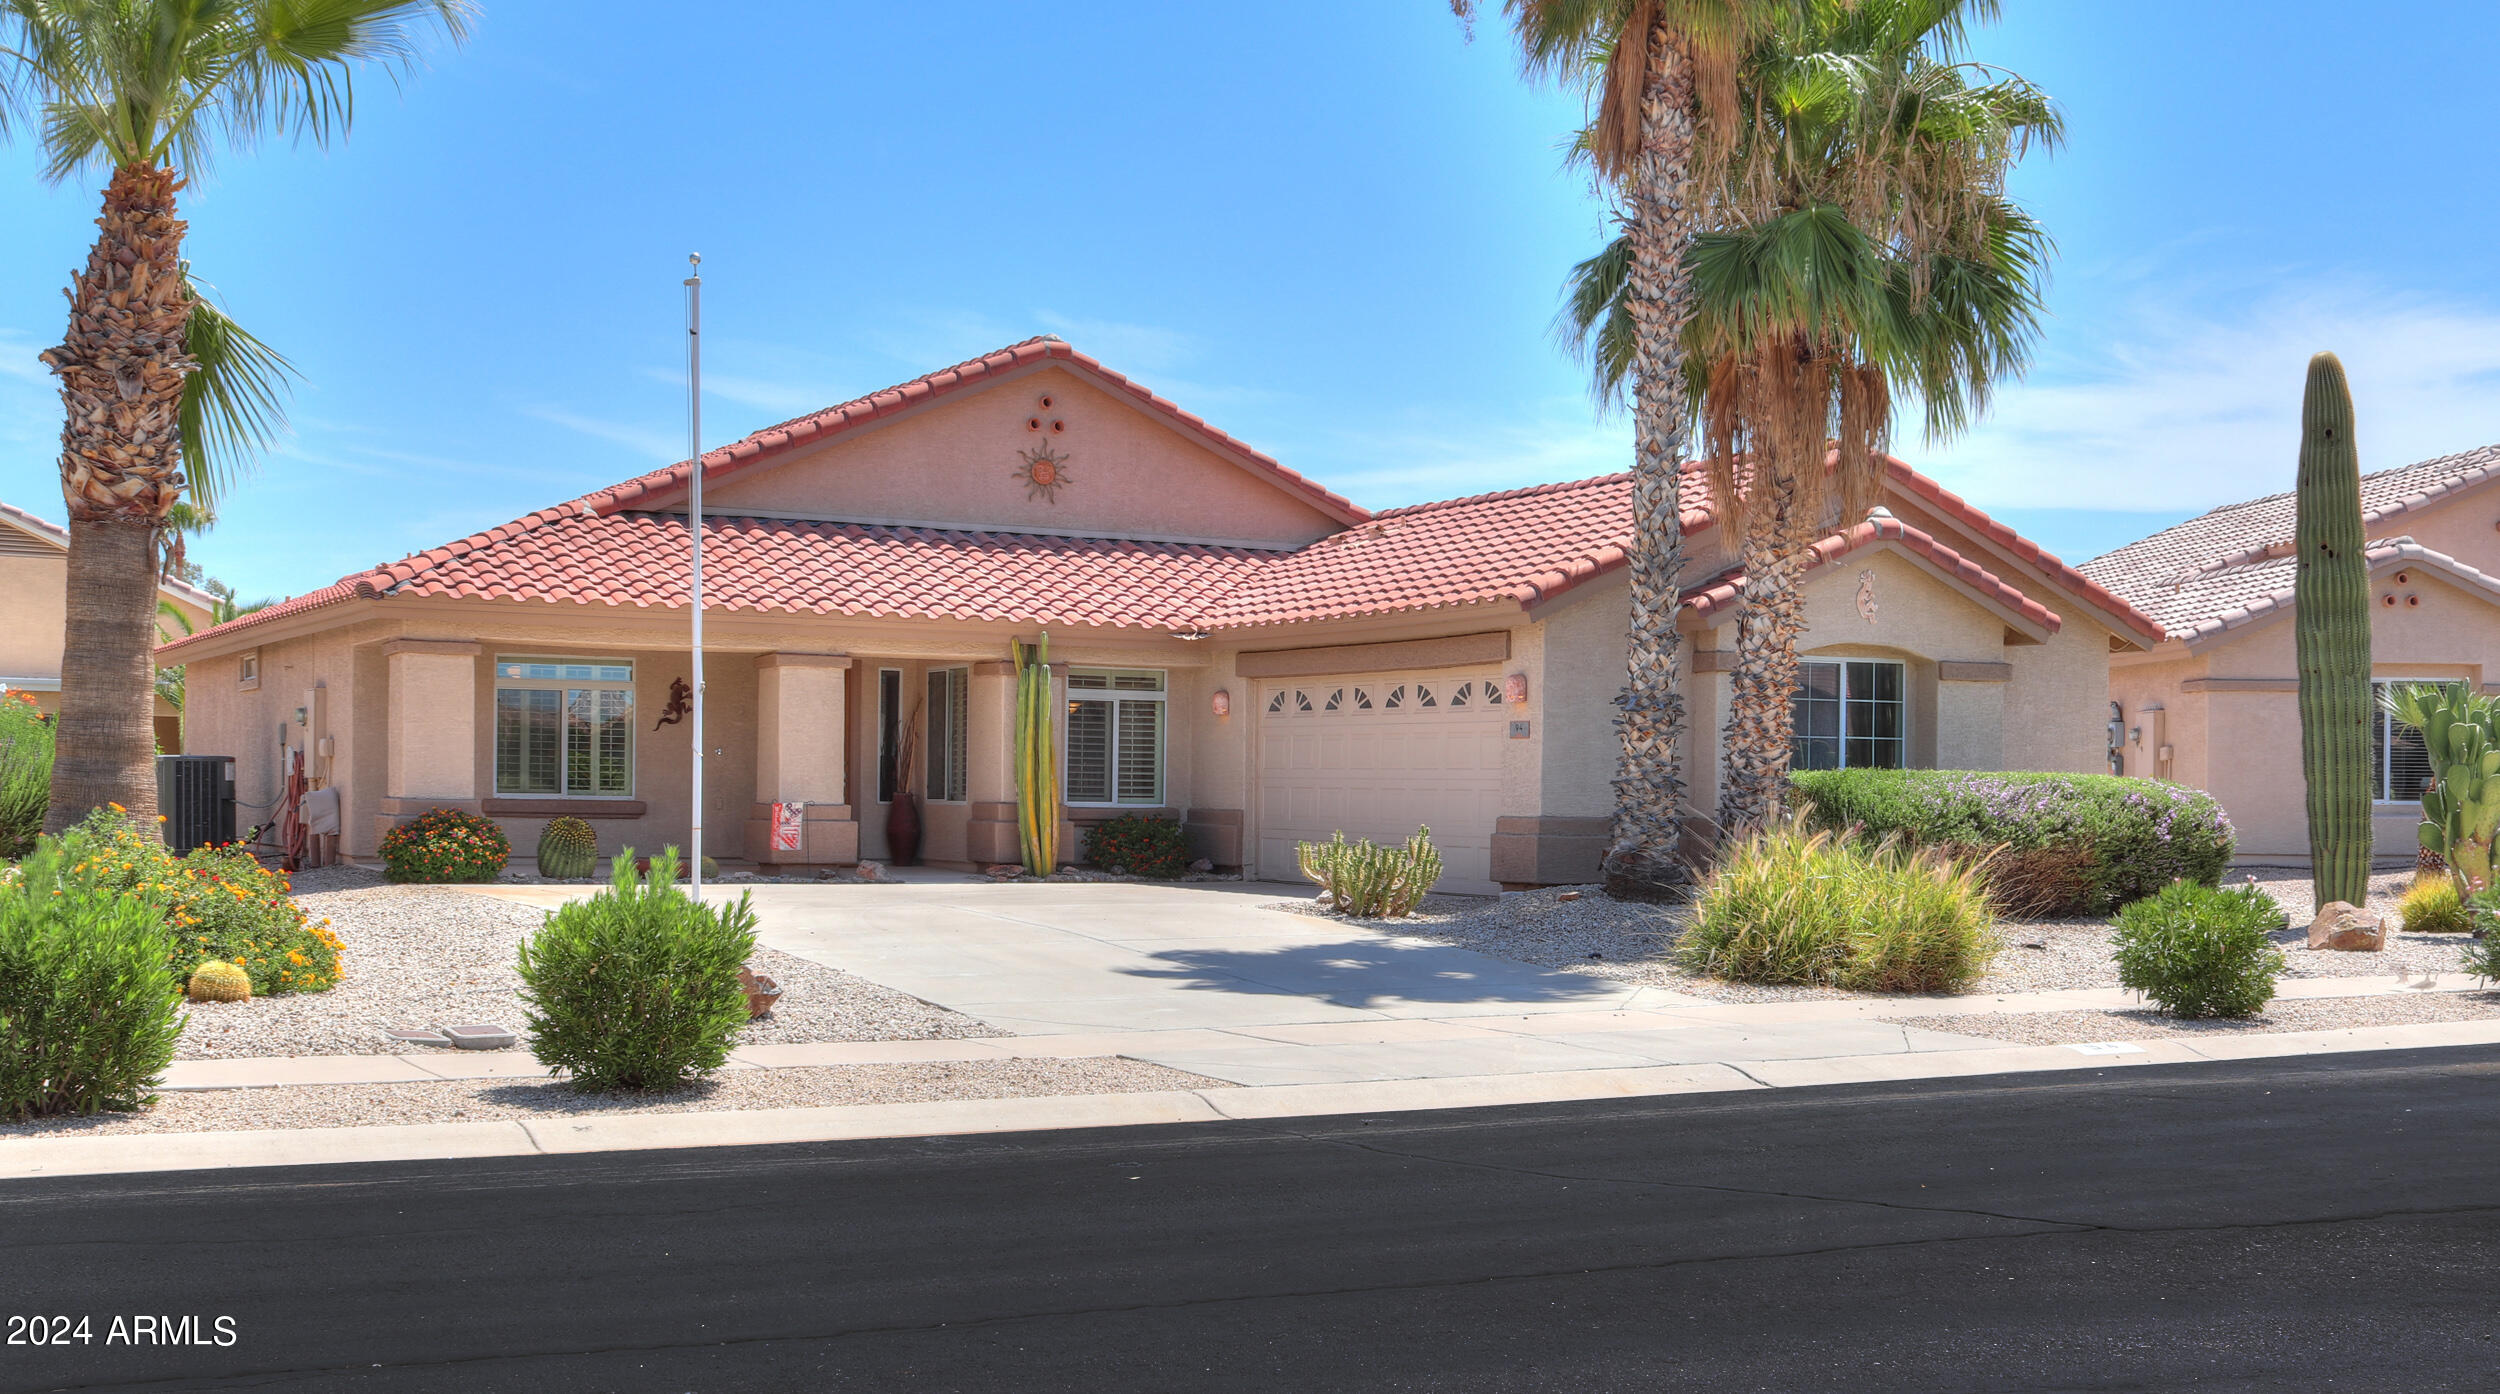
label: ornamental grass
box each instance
[1683,816,1999,993]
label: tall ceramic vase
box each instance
[885,792,922,867]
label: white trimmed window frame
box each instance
[2373,678,2439,807]
[1790,658,1908,772]
[1064,668,1167,807]
[492,655,637,798]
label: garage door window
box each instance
[1790,659,1904,771]
[1066,669,1164,806]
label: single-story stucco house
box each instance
[0,499,215,753]
[2085,445,2500,861]
[161,336,2164,892]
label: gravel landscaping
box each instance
[1881,990,2500,1046]
[175,866,1000,1059]
[1,1057,1227,1136]
[1276,863,2485,1004]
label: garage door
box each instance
[1256,672,1508,895]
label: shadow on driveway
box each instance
[1118,938,1619,1010]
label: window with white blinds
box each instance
[494,657,634,796]
[1065,669,1164,806]
[926,667,970,802]
[2374,680,2437,804]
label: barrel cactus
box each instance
[536,816,598,879]
[2295,352,2373,908]
[187,959,252,1003]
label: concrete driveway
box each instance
[479,879,2005,1086]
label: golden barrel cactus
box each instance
[187,959,252,1003]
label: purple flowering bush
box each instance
[1790,770,2235,917]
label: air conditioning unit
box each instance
[156,754,236,854]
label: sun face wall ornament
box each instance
[1015,393,1075,502]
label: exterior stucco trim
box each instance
[1938,660,2013,683]
[481,797,649,818]
[1234,631,1510,679]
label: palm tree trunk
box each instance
[39,164,194,835]
[1717,493,1807,839]
[1604,15,1701,903]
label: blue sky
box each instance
[5,1,2498,601]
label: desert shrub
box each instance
[1791,769,2235,916]
[1082,813,1190,878]
[1683,819,1999,992]
[0,835,185,1119]
[2111,880,2285,1019]
[67,810,341,995]
[2399,875,2472,934]
[0,691,54,859]
[516,847,758,1091]
[380,807,510,883]
[1299,826,1443,918]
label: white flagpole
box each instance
[684,254,705,901]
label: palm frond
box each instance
[179,268,297,511]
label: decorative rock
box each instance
[737,965,783,1018]
[1557,891,1584,902]
[983,863,1024,879]
[855,861,886,882]
[1191,859,1214,873]
[2307,901,2387,951]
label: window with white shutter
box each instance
[1065,669,1165,806]
[925,667,970,803]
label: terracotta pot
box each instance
[886,793,922,867]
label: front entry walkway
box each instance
[483,880,2008,1085]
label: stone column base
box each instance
[743,802,860,866]
[1182,807,1243,869]
[968,801,1021,866]
[1489,814,1610,888]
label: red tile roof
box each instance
[1684,514,2062,633]
[156,343,2157,655]
[2081,443,2500,639]
[575,335,1369,526]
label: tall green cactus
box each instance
[1012,635,1059,876]
[2295,351,2374,907]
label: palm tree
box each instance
[1,0,470,833]
[1456,0,1788,900]
[1560,0,2056,838]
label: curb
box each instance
[8,1018,2500,1181]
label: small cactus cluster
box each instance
[536,816,599,879]
[1298,826,1444,919]
[2389,683,2500,894]
[187,960,252,1003]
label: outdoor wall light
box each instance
[1211,689,1232,718]
[1505,673,1529,705]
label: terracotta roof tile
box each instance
[1684,515,2062,633]
[2082,443,2500,638]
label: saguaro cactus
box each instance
[1013,635,1059,875]
[2295,352,2374,907]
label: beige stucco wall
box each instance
[2119,558,2500,859]
[699,365,1340,549]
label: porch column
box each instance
[378,639,481,842]
[747,652,859,865]
[965,661,1019,866]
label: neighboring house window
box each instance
[238,652,259,689]
[1066,669,1165,805]
[876,669,903,804]
[495,657,634,796]
[1790,659,1906,771]
[925,667,969,802]
[2373,680,2436,804]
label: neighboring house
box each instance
[0,500,217,753]
[160,337,2161,891]
[2083,445,2500,861]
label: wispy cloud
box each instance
[523,405,682,463]
[1300,400,1629,509]
[1920,280,2500,514]
[0,328,46,384]
[636,365,826,418]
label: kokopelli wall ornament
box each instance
[1856,570,1879,625]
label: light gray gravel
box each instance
[175,868,998,1059]
[1281,868,2481,1004]
[1,1057,1225,1136]
[1882,990,2500,1046]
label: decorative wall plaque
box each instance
[1016,440,1073,502]
[1855,570,1879,625]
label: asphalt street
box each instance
[5,1046,2498,1392]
